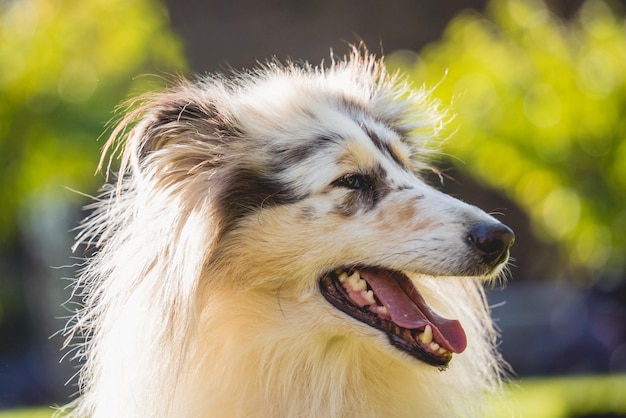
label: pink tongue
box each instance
[359,269,467,353]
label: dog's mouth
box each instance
[319,267,467,367]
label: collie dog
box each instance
[63,48,514,418]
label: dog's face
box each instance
[199,74,515,368]
[124,56,514,369]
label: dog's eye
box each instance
[333,174,373,190]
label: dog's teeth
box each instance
[363,290,375,304]
[437,347,448,355]
[419,325,433,345]
[338,272,348,283]
[349,272,366,291]
[377,305,388,315]
[353,281,367,292]
[429,342,440,352]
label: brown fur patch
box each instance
[388,140,411,169]
[336,140,377,170]
[373,193,424,231]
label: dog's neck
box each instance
[169,290,490,418]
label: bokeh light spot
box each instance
[541,187,581,239]
[523,83,562,128]
[58,61,99,103]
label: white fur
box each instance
[61,47,507,418]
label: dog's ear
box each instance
[100,82,239,186]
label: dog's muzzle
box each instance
[319,221,515,368]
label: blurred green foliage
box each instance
[391,0,626,282]
[0,0,187,245]
[0,0,186,335]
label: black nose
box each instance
[468,222,515,267]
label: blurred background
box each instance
[1,0,625,416]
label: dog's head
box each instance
[104,48,514,369]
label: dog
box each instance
[62,47,514,418]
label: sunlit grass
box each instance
[3,375,625,417]
[490,374,626,417]
[0,408,56,418]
